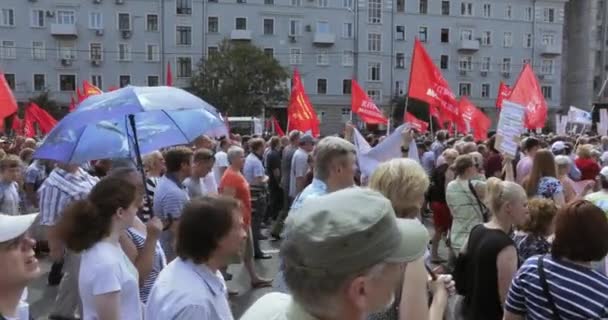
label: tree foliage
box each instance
[190,39,289,116]
[391,96,439,128]
[29,90,65,120]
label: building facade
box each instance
[1,0,567,134]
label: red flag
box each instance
[108,86,120,92]
[457,97,491,141]
[351,80,388,124]
[287,69,320,137]
[495,82,512,110]
[23,113,35,138]
[82,80,102,97]
[11,115,22,135]
[405,112,429,133]
[508,64,548,129]
[69,96,76,112]
[272,116,285,137]
[76,87,85,102]
[407,38,459,121]
[0,73,18,121]
[166,62,173,86]
[25,103,57,134]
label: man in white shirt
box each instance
[289,135,314,198]
[213,138,231,184]
[184,148,217,198]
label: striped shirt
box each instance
[126,227,166,304]
[506,255,608,319]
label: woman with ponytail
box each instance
[56,177,143,320]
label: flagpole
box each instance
[429,111,434,137]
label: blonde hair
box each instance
[442,148,459,164]
[485,177,526,214]
[369,158,429,217]
[577,144,594,159]
[143,151,162,172]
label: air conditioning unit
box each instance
[480,71,488,77]
[121,30,132,39]
[61,58,72,66]
[96,29,104,36]
[46,10,55,17]
[116,0,125,4]
[91,59,101,66]
[459,70,467,76]
[305,25,312,32]
[502,72,510,78]
[289,35,296,42]
[93,0,102,3]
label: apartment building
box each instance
[0,0,567,134]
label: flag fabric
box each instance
[507,64,548,129]
[11,115,22,135]
[456,97,491,141]
[108,86,120,92]
[69,96,76,112]
[495,82,512,109]
[407,38,459,121]
[76,87,85,103]
[405,112,429,133]
[166,62,173,86]
[23,112,35,138]
[83,80,102,97]
[287,69,320,137]
[0,73,18,121]
[351,80,388,124]
[25,103,57,134]
[272,116,285,137]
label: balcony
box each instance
[313,32,336,46]
[458,39,480,52]
[230,29,252,41]
[541,44,561,56]
[50,23,78,37]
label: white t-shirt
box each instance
[213,151,229,183]
[79,241,142,320]
[289,148,310,198]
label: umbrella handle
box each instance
[128,114,154,218]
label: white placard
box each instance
[495,100,526,157]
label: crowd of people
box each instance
[1,125,608,320]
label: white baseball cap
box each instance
[600,167,608,179]
[0,213,39,243]
[551,141,566,153]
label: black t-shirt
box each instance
[428,163,448,203]
[462,224,516,320]
[265,149,282,189]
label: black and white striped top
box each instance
[126,227,167,304]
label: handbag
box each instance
[468,180,489,222]
[537,255,562,320]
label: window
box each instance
[317,111,325,123]
[91,75,102,89]
[265,0,274,4]
[461,2,473,16]
[541,86,552,99]
[481,83,490,98]
[523,58,531,65]
[396,53,405,68]
[290,48,302,65]
[460,29,472,40]
[263,48,274,58]
[57,10,75,25]
[420,0,428,14]
[419,26,428,42]
[459,55,473,71]
[208,46,219,57]
[441,28,449,43]
[147,76,160,87]
[396,25,405,40]
[368,0,382,24]
[344,0,353,9]
[118,13,130,30]
[146,14,158,32]
[541,59,554,74]
[1,9,15,27]
[317,79,327,94]
[525,7,533,21]
[292,0,302,6]
[317,21,330,33]
[176,0,192,15]
[176,26,192,45]
[343,22,353,38]
[543,8,555,22]
[367,89,381,102]
[90,43,102,60]
[58,42,76,59]
[441,1,450,15]
[146,44,159,61]
[482,3,491,17]
[342,50,354,66]
[119,75,131,88]
[481,31,492,46]
[59,74,76,91]
[263,18,274,35]
[368,62,381,81]
[318,0,328,7]
[542,33,555,45]
[502,58,512,73]
[343,79,352,94]
[397,0,405,12]
[237,0,246,3]
[208,17,219,33]
[341,108,351,122]
[0,40,15,59]
[289,19,302,36]
[4,74,14,90]
[32,41,45,60]
[89,12,103,29]
[235,18,247,30]
[524,33,533,48]
[31,9,45,28]
[317,50,329,65]
[481,56,491,71]
[177,57,192,78]
[368,33,382,51]
[440,55,449,69]
[395,80,405,95]
[505,5,512,19]
[33,74,45,91]
[118,43,131,61]
[458,83,471,96]
[503,32,513,47]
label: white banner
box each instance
[568,106,592,125]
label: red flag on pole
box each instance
[108,86,120,92]
[405,112,429,134]
[495,81,512,110]
[457,97,491,141]
[11,115,22,135]
[0,73,18,121]
[166,62,173,86]
[25,103,57,134]
[272,116,285,137]
[508,64,548,129]
[407,38,459,121]
[351,80,388,124]
[287,69,320,137]
[69,96,77,112]
[23,113,35,138]
[76,87,85,103]
[82,80,102,97]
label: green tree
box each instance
[190,39,289,116]
[391,96,439,128]
[29,90,65,120]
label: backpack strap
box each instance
[537,255,561,320]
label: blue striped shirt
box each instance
[506,255,608,319]
[126,227,166,304]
